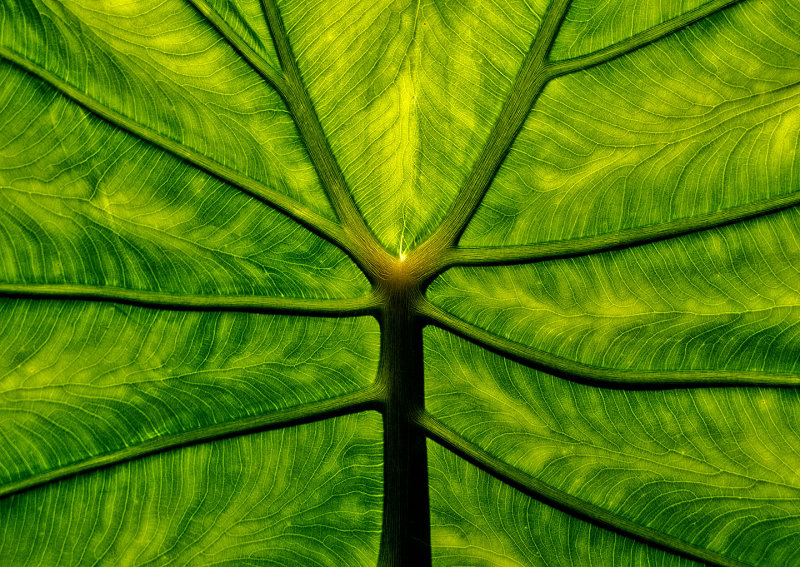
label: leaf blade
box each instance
[0,0,335,218]
[461,0,800,250]
[426,434,725,567]
[431,208,800,380]
[0,59,368,299]
[0,299,379,490]
[0,414,384,566]
[277,0,549,252]
[424,327,800,566]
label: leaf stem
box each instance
[546,0,747,78]
[440,192,800,269]
[374,286,432,567]
[0,283,379,317]
[0,389,382,501]
[415,412,753,567]
[0,46,350,254]
[419,300,800,389]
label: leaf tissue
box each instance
[1,0,800,565]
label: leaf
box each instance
[1,0,799,566]
[427,439,698,566]
[1,414,384,565]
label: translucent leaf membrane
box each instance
[0,0,331,216]
[550,0,708,60]
[462,1,800,248]
[0,63,369,299]
[0,299,379,488]
[425,328,800,566]
[428,441,698,567]
[0,414,383,567]
[431,207,800,374]
[278,0,546,253]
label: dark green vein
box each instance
[547,0,747,77]
[416,412,752,567]
[419,300,800,389]
[0,283,378,317]
[260,0,385,272]
[0,389,381,501]
[441,191,800,268]
[416,0,572,260]
[0,46,350,254]
[183,0,286,94]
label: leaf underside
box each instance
[1,0,800,566]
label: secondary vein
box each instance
[440,191,800,268]
[183,0,287,95]
[416,412,753,567]
[260,0,383,272]
[0,283,379,317]
[547,0,748,77]
[0,389,382,501]
[0,46,350,255]
[416,0,573,260]
[419,300,800,389]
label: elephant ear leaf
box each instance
[1,0,800,566]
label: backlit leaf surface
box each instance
[1,0,799,565]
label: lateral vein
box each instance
[441,191,800,268]
[547,0,748,77]
[0,283,379,317]
[260,0,381,268]
[0,389,381,500]
[416,0,573,258]
[0,46,350,254]
[416,412,753,567]
[419,300,800,389]
[183,0,287,95]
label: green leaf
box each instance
[424,329,800,566]
[277,0,546,252]
[461,0,800,248]
[0,414,384,566]
[1,0,799,565]
[0,300,378,490]
[427,439,698,566]
[428,206,800,380]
